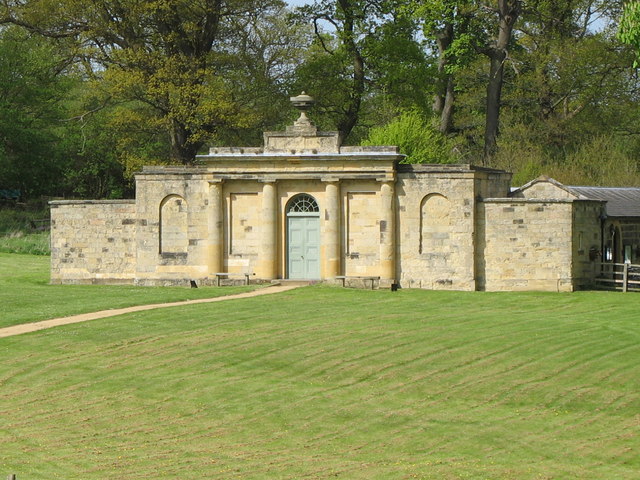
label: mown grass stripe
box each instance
[1,255,640,479]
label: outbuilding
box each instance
[51,94,636,291]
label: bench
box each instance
[0,189,20,201]
[0,189,21,205]
[214,272,253,286]
[30,219,51,231]
[335,275,380,290]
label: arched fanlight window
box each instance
[287,194,319,214]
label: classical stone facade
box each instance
[51,96,625,292]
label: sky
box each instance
[287,0,312,7]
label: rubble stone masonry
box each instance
[50,200,136,284]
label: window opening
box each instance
[287,194,319,214]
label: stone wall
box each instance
[396,166,478,291]
[134,173,211,286]
[50,200,136,284]
[513,180,576,200]
[478,199,577,291]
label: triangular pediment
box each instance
[510,176,582,200]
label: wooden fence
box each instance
[595,262,640,292]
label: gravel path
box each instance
[0,285,299,339]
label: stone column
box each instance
[379,180,396,281]
[323,181,341,278]
[258,181,278,279]
[208,181,223,274]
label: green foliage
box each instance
[3,0,294,164]
[1,254,639,478]
[363,110,457,164]
[0,0,638,192]
[550,135,640,186]
[0,206,49,235]
[0,206,51,255]
[492,122,640,187]
[362,14,434,114]
[414,0,485,74]
[0,231,50,255]
[619,0,640,66]
[0,27,73,197]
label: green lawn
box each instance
[0,253,256,328]
[0,254,639,479]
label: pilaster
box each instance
[380,181,396,281]
[323,180,341,278]
[257,181,278,279]
[208,180,223,274]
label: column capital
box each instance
[321,177,341,184]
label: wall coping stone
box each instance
[50,200,136,206]
[396,163,508,174]
[482,198,603,204]
[196,150,402,161]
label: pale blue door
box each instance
[287,215,320,279]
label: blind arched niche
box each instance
[420,193,451,255]
[159,194,188,254]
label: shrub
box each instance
[362,111,457,164]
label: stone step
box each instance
[271,279,318,287]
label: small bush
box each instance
[362,111,457,164]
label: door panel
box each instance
[288,216,320,279]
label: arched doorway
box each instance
[286,194,320,279]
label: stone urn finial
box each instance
[290,91,315,129]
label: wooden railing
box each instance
[595,262,640,292]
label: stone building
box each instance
[51,94,630,292]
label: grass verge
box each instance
[0,205,51,255]
[0,231,50,255]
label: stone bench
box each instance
[214,272,253,286]
[335,275,380,290]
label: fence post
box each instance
[8,474,16,480]
[623,263,629,293]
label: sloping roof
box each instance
[568,186,640,217]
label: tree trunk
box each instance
[336,0,365,141]
[484,50,506,160]
[337,46,365,141]
[433,23,455,134]
[170,121,201,164]
[483,0,521,163]
[440,76,455,134]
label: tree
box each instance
[488,0,640,186]
[0,26,74,197]
[215,4,314,145]
[619,0,640,66]
[479,0,521,160]
[413,1,477,134]
[295,0,369,140]
[294,0,430,142]
[1,0,284,164]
